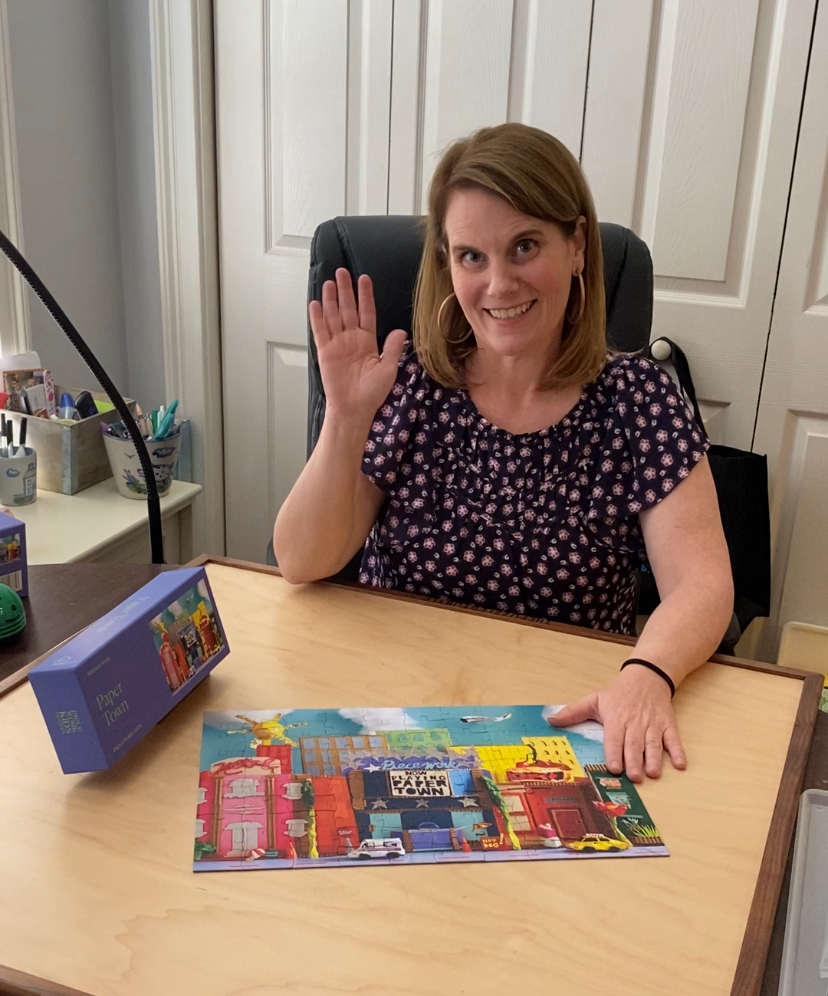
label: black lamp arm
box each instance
[0,229,165,563]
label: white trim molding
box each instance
[149,0,225,556]
[0,0,30,357]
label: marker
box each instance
[154,399,179,440]
[0,414,5,457]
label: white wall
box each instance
[6,0,128,392]
[108,0,166,412]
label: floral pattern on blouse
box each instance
[358,348,707,635]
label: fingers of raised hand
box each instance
[335,267,359,331]
[308,299,327,346]
[357,274,376,336]
[319,277,343,338]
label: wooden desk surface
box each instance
[0,560,819,996]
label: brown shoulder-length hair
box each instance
[413,122,606,390]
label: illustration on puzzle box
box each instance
[0,532,21,566]
[194,706,667,870]
[149,580,225,693]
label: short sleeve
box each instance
[361,346,425,493]
[608,355,709,515]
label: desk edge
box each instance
[730,670,823,996]
[0,964,93,996]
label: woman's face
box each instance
[443,187,585,361]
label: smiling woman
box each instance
[273,122,733,785]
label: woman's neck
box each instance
[467,342,559,397]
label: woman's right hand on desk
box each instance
[309,268,407,421]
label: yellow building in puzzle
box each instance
[449,737,585,783]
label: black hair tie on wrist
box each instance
[621,658,676,698]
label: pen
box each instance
[0,414,5,457]
[19,417,27,452]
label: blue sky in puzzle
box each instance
[200,706,607,771]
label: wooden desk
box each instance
[0,559,819,996]
[9,479,202,564]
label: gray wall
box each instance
[109,0,165,412]
[7,0,128,394]
[6,0,167,412]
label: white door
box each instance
[580,0,817,449]
[216,0,815,566]
[751,0,828,661]
[216,0,394,562]
[216,0,592,561]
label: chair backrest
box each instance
[306,216,653,453]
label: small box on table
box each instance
[0,513,28,596]
[29,566,229,774]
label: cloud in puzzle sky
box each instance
[541,705,604,742]
[338,708,421,734]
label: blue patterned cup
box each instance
[102,426,181,500]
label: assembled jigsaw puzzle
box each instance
[194,706,668,871]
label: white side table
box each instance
[10,479,202,564]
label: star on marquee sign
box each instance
[416,799,430,809]
[364,764,382,772]
[460,797,479,808]
[371,798,388,810]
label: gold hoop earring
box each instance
[569,272,585,325]
[438,292,474,345]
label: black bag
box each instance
[639,338,771,634]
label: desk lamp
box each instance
[0,230,164,563]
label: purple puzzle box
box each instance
[0,511,27,597]
[29,566,229,774]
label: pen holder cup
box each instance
[0,446,37,506]
[102,428,181,500]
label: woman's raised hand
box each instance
[308,268,407,421]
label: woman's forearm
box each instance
[631,571,734,688]
[273,412,376,583]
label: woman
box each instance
[274,123,733,783]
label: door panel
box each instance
[389,0,591,214]
[582,0,815,449]
[752,0,828,660]
[217,0,392,560]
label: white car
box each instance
[348,838,405,860]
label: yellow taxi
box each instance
[563,833,631,853]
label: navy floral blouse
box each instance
[359,348,707,635]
